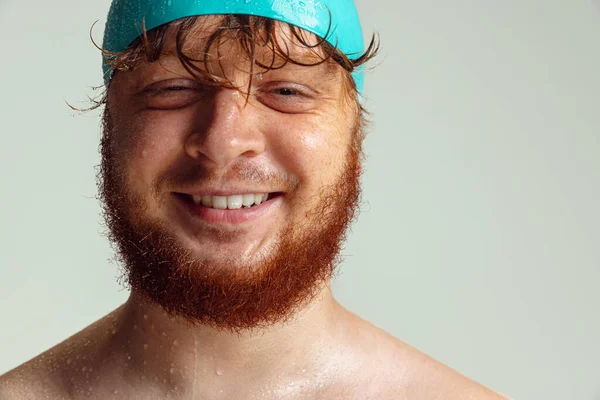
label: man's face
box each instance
[100,18,363,330]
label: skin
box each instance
[0,22,509,400]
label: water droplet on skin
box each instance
[143,361,147,366]
[133,325,138,330]
[143,314,148,320]
[114,389,119,394]
[216,370,223,376]
[162,331,167,337]
[163,378,168,384]
[111,329,117,335]
[301,369,306,373]
[170,368,176,374]
[173,340,179,346]
[66,359,72,365]
[143,344,149,350]
[127,356,131,360]
[82,367,87,372]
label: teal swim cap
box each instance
[102,0,365,92]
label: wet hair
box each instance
[95,14,379,113]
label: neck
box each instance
[108,284,344,396]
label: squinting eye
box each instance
[162,86,192,92]
[274,88,299,96]
[140,80,207,110]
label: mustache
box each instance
[153,161,299,194]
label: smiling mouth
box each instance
[175,192,284,210]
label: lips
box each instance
[173,192,284,224]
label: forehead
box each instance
[130,15,342,78]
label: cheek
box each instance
[266,113,349,190]
[113,112,191,190]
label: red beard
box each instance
[98,109,363,332]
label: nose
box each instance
[185,88,265,168]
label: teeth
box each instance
[190,193,273,210]
[242,194,255,207]
[201,196,212,207]
[227,195,243,210]
[212,196,228,210]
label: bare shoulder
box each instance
[0,307,123,400]
[343,314,510,400]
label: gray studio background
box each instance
[1,1,599,399]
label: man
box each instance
[0,0,507,398]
